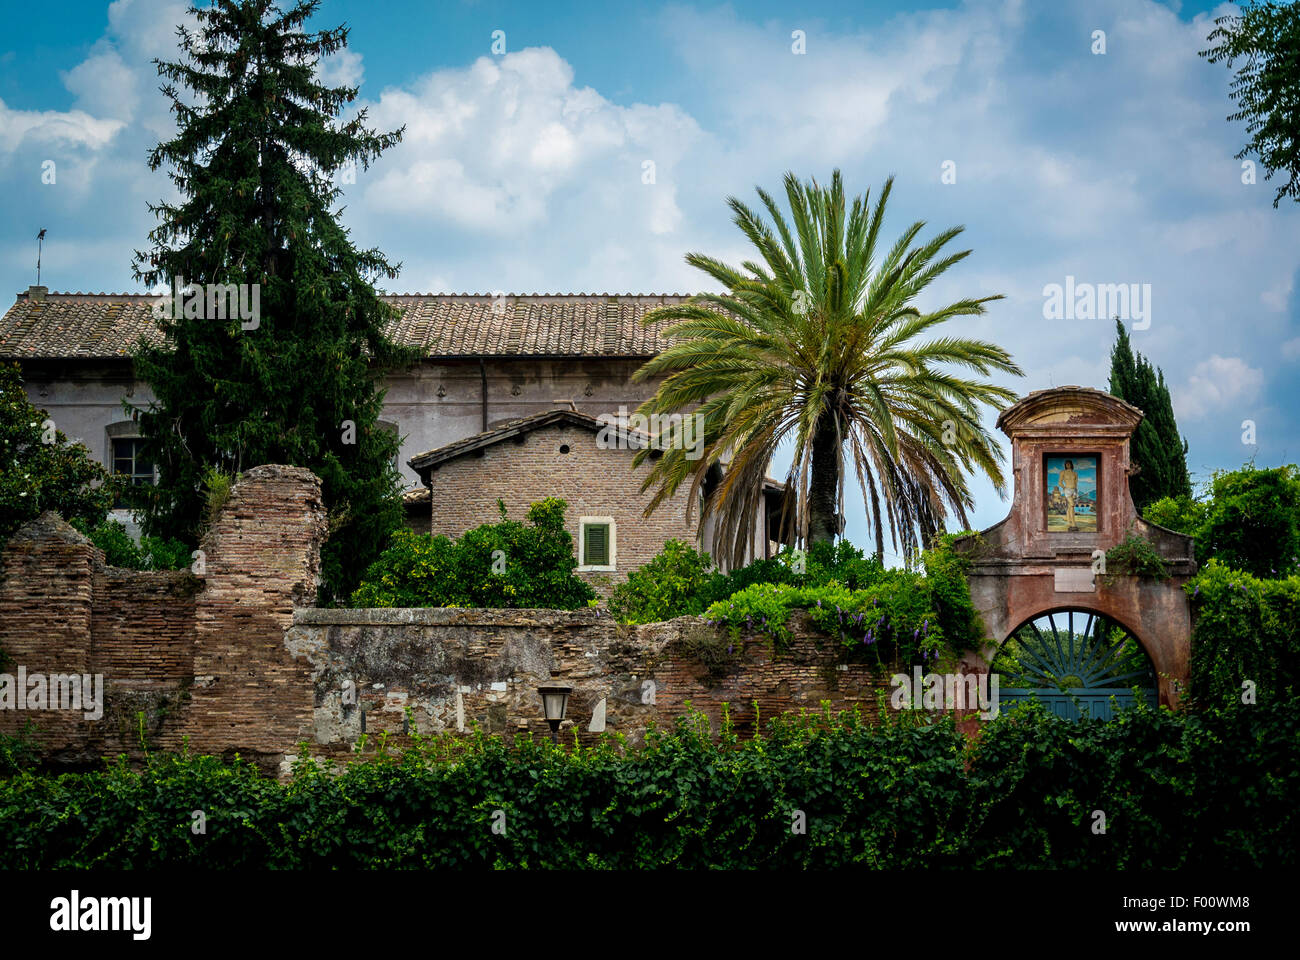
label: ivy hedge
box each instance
[1,698,1293,869]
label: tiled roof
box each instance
[0,290,690,360]
[407,409,649,477]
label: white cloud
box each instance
[1175,355,1264,421]
[355,47,701,248]
[318,48,365,89]
[0,99,124,154]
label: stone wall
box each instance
[287,607,900,758]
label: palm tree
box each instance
[632,170,1023,567]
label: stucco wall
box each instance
[20,357,663,491]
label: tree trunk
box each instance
[808,412,841,545]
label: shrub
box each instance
[1,699,1295,869]
[350,498,596,610]
[700,538,982,666]
[1103,525,1170,580]
[1145,464,1300,577]
[69,518,191,571]
[607,539,714,623]
[610,539,887,626]
[1186,559,1300,707]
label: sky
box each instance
[1,0,1296,560]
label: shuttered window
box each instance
[583,522,610,567]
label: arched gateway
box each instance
[953,387,1196,710]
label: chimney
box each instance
[26,285,47,302]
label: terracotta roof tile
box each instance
[0,291,690,360]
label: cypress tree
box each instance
[130,0,415,600]
[1108,319,1192,511]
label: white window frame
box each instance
[577,516,616,572]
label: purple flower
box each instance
[727,644,734,654]
[1193,585,1200,598]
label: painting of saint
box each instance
[1046,456,1098,532]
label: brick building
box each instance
[407,409,785,586]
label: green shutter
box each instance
[584,523,609,566]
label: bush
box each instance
[610,539,886,626]
[607,539,715,623]
[1,699,1295,868]
[1144,464,1300,577]
[613,536,981,666]
[350,498,596,610]
[69,518,191,571]
[1186,559,1300,707]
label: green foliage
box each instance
[700,538,981,665]
[1144,464,1300,577]
[68,518,191,571]
[1142,493,1208,536]
[1186,560,1300,707]
[1103,526,1170,581]
[0,721,42,775]
[1109,320,1191,511]
[199,466,235,542]
[0,361,117,547]
[633,170,1021,566]
[607,539,715,623]
[129,0,417,603]
[1197,464,1300,577]
[1201,0,1300,208]
[610,539,884,625]
[350,498,596,610]
[2,699,1295,868]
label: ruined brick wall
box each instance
[288,607,899,759]
[0,514,198,764]
[425,422,697,589]
[187,465,327,763]
[0,465,325,771]
[1,465,929,776]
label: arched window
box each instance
[105,421,154,509]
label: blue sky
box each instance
[2,0,1296,559]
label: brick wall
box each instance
[425,422,698,589]
[0,513,198,764]
[1,465,968,777]
[187,465,327,763]
[0,464,325,771]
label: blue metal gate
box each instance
[992,609,1156,721]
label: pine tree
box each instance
[1108,319,1192,511]
[131,0,416,600]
